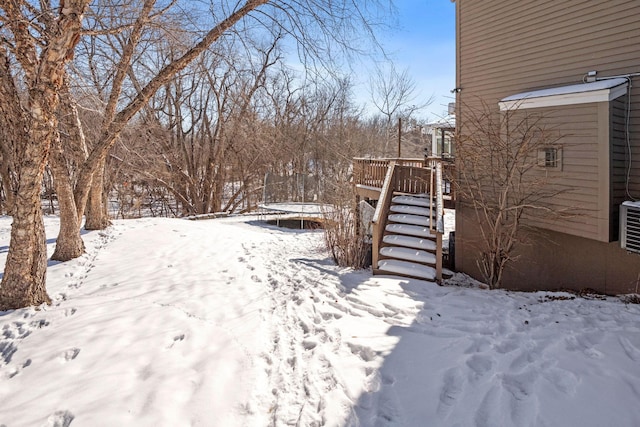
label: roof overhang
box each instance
[499,78,628,111]
[426,114,456,129]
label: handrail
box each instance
[434,160,444,281]
[371,161,397,270]
[353,157,425,163]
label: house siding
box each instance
[520,104,603,239]
[456,0,640,293]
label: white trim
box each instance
[499,78,628,110]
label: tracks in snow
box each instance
[0,224,119,424]
[251,231,426,426]
[258,242,345,426]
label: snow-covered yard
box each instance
[1,215,640,426]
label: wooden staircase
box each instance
[377,195,438,281]
[370,160,445,283]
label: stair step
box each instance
[386,223,432,238]
[388,214,430,226]
[383,234,436,251]
[380,246,436,265]
[392,195,432,208]
[390,204,432,217]
[377,259,436,281]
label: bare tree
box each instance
[0,0,267,308]
[121,34,281,216]
[0,0,393,309]
[455,101,569,289]
[369,62,429,155]
[0,1,89,309]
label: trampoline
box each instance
[258,202,332,228]
[259,171,331,228]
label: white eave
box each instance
[499,78,628,111]
[426,114,456,129]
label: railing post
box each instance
[435,160,444,282]
[429,163,434,232]
[436,232,443,282]
[435,160,444,234]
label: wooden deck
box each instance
[353,157,456,206]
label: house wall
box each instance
[518,103,605,239]
[457,203,640,294]
[455,0,640,293]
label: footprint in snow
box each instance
[348,343,376,362]
[2,320,32,343]
[565,333,604,359]
[60,348,80,362]
[0,341,18,365]
[494,337,520,354]
[466,354,495,382]
[541,366,578,396]
[619,336,640,361]
[474,384,501,427]
[320,311,342,321]
[302,339,317,350]
[45,410,75,427]
[464,337,492,354]
[166,334,186,349]
[437,367,465,417]
[584,348,604,359]
[30,319,50,329]
[501,370,540,425]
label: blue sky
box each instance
[355,0,456,120]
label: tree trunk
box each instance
[50,79,90,259]
[0,197,49,309]
[0,0,90,309]
[84,157,111,230]
[0,52,20,216]
[50,136,85,261]
[0,111,53,310]
[0,49,51,309]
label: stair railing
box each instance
[371,161,398,271]
[434,159,444,281]
[425,157,445,281]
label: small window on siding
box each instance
[538,147,562,170]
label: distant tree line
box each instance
[0,0,430,309]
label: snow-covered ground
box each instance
[1,215,640,427]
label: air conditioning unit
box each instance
[621,201,640,254]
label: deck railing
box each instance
[354,157,455,201]
[371,162,398,274]
[353,158,426,188]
